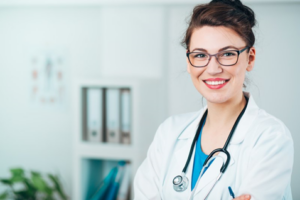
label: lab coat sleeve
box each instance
[133,122,166,200]
[237,125,294,200]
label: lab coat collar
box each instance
[177,92,259,145]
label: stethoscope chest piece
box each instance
[173,173,189,192]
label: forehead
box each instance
[190,26,246,52]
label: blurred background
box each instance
[0,0,299,199]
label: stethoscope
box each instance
[172,95,249,199]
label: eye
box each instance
[220,51,237,57]
[193,53,207,59]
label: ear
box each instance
[246,47,256,72]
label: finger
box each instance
[233,194,251,200]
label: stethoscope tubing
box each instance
[184,95,249,174]
[174,95,249,197]
[189,155,225,200]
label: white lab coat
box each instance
[134,92,294,200]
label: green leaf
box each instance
[48,174,67,200]
[14,190,33,200]
[0,179,12,185]
[10,168,25,183]
[0,191,8,200]
[10,168,24,177]
[31,172,52,196]
[43,196,54,200]
[23,179,37,197]
[30,171,40,177]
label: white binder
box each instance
[117,163,131,200]
[105,88,120,143]
[87,88,103,142]
[120,89,131,144]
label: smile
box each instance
[204,80,226,85]
[203,79,230,89]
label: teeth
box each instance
[205,80,226,85]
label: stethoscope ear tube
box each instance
[182,110,208,174]
[220,150,230,173]
[203,149,231,173]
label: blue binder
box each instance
[89,167,118,200]
[105,161,126,200]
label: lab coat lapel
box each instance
[229,92,259,144]
[172,107,208,192]
[172,138,195,192]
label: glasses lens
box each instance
[217,50,238,66]
[189,52,209,67]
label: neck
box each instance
[205,92,246,129]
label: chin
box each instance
[206,97,228,104]
[201,92,230,104]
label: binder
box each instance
[117,163,131,200]
[89,167,118,200]
[87,88,103,142]
[105,161,126,200]
[105,89,121,143]
[120,89,131,144]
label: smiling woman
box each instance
[133,0,294,200]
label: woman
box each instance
[134,0,294,199]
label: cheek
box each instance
[230,64,246,83]
[189,67,205,78]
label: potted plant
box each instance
[0,168,68,200]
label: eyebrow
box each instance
[191,45,238,52]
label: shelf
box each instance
[72,78,165,200]
[76,142,136,161]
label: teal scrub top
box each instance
[191,116,208,190]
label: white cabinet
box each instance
[72,78,165,200]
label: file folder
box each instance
[120,89,131,144]
[105,161,126,200]
[87,88,103,142]
[89,167,118,200]
[117,163,131,200]
[105,88,121,143]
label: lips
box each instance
[203,78,230,89]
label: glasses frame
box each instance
[186,46,250,68]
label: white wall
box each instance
[0,7,103,196]
[248,3,300,198]
[0,2,299,199]
[0,5,166,199]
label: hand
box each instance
[233,194,251,200]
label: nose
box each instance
[206,56,223,75]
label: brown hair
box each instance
[182,0,256,51]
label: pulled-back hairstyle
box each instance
[182,0,256,51]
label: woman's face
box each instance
[187,26,256,104]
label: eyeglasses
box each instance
[186,46,249,68]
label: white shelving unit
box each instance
[72,78,165,200]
